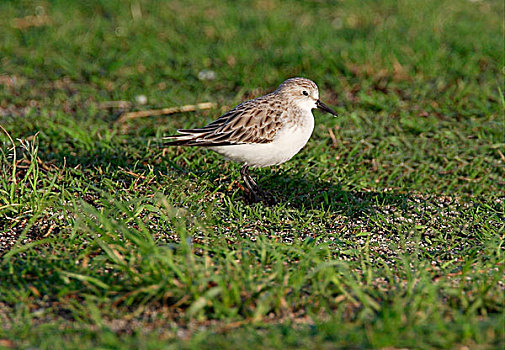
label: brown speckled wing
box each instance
[166,97,285,146]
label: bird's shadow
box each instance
[195,165,413,217]
[267,173,408,215]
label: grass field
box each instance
[1,0,504,348]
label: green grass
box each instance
[0,0,504,348]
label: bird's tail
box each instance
[163,130,233,147]
[163,130,201,146]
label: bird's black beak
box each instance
[316,100,338,117]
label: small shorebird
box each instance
[165,77,338,202]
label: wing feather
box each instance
[164,96,285,146]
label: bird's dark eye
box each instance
[302,90,309,96]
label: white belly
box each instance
[210,114,314,168]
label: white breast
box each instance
[210,110,315,168]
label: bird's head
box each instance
[275,77,338,117]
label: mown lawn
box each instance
[0,0,503,348]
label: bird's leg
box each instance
[240,164,263,202]
[244,170,258,188]
[240,164,258,201]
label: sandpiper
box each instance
[165,77,338,202]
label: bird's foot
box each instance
[245,186,276,205]
[240,164,276,204]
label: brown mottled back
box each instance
[167,94,286,146]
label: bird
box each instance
[164,77,338,202]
